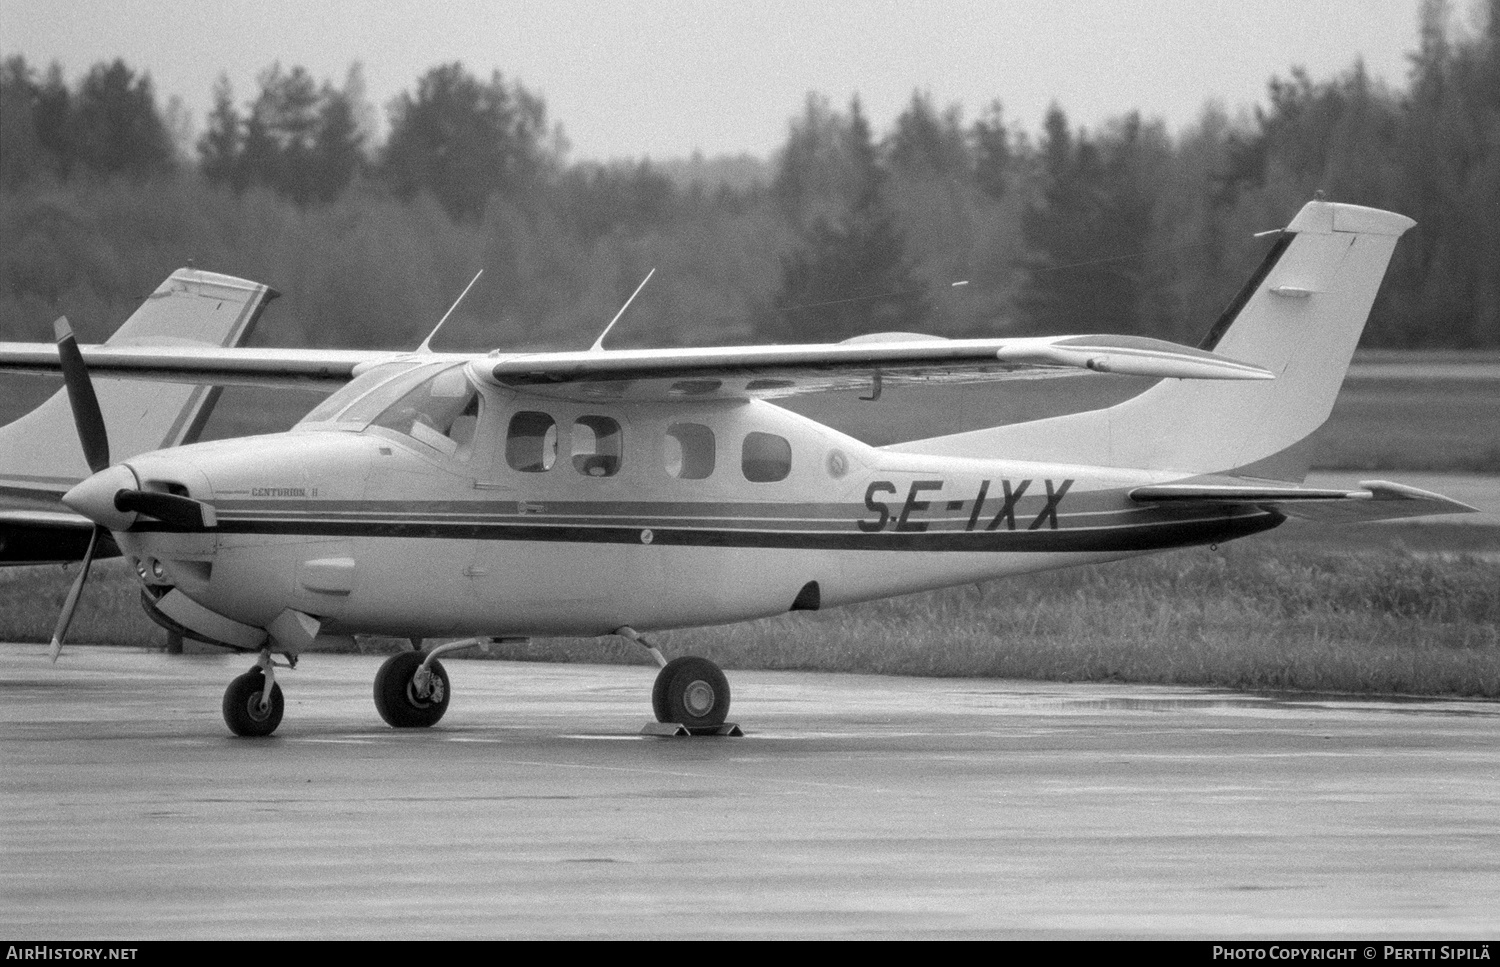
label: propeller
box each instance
[49,317,109,661]
[47,318,218,661]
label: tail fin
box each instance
[0,268,276,501]
[894,200,1414,480]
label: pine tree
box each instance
[1017,107,1161,336]
[70,59,175,179]
[970,100,1011,201]
[887,90,969,181]
[762,97,930,342]
[198,76,242,190]
[0,57,58,187]
[307,82,364,204]
[384,63,554,221]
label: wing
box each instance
[1130,479,1477,523]
[3,330,1269,398]
[481,333,1275,401]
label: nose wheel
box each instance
[223,654,287,737]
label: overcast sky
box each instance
[1,0,1440,161]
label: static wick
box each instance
[951,280,969,287]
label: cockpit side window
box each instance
[507,411,558,472]
[572,416,622,477]
[370,365,483,461]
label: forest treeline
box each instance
[1,0,1496,352]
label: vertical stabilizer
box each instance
[893,200,1414,480]
[0,269,276,501]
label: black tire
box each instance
[223,670,284,737]
[373,651,450,728]
[652,656,730,728]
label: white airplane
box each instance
[0,199,1474,737]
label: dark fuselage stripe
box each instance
[139,512,1282,552]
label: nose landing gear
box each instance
[222,651,292,737]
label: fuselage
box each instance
[93,361,1279,648]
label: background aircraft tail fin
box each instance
[0,268,276,502]
[893,200,1414,480]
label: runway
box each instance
[2,644,1498,939]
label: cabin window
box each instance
[571,416,622,477]
[664,423,715,480]
[742,432,791,483]
[369,365,482,461]
[507,411,558,472]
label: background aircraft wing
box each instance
[1129,479,1476,522]
[0,509,114,563]
[0,344,450,389]
[482,333,1274,401]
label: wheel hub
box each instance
[683,679,715,717]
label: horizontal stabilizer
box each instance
[1130,479,1477,523]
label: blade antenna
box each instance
[590,268,655,353]
[418,270,483,353]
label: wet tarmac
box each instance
[2,644,1498,939]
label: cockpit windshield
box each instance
[297,362,432,427]
[369,365,482,461]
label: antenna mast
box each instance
[418,269,484,353]
[590,268,656,352]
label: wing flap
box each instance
[1130,479,1477,522]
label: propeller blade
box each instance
[49,525,101,662]
[53,317,110,475]
[113,489,216,530]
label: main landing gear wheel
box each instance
[374,651,450,728]
[652,656,730,729]
[223,670,284,737]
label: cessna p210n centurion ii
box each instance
[0,199,1474,737]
